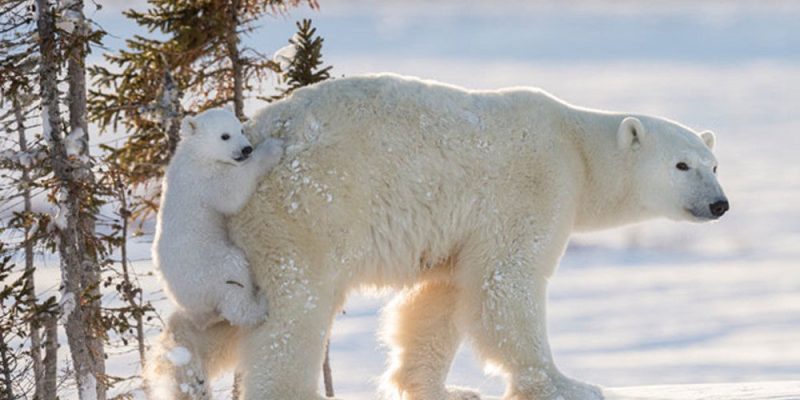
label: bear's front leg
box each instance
[461,257,602,400]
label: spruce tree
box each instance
[86,2,327,396]
[270,18,333,101]
[0,238,59,400]
[89,0,319,226]
[1,1,80,398]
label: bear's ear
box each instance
[700,130,716,150]
[617,116,646,149]
[180,116,198,137]
[223,103,235,114]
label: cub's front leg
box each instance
[219,138,285,214]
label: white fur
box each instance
[152,108,284,330]
[152,75,728,400]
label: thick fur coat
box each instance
[148,75,727,400]
[152,109,283,329]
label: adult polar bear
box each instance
[158,74,728,400]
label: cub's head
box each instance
[617,116,729,222]
[180,108,253,164]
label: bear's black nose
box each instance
[241,146,253,156]
[709,200,729,217]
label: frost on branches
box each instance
[65,127,85,158]
[273,35,301,71]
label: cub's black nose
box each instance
[709,200,729,217]
[241,146,253,156]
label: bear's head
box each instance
[180,108,254,165]
[617,116,729,222]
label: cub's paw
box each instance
[224,248,249,270]
[219,290,269,327]
[257,138,285,166]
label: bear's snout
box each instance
[709,199,729,218]
[242,146,253,156]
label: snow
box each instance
[273,43,297,71]
[0,149,12,162]
[53,187,70,230]
[0,149,34,167]
[165,346,192,367]
[18,152,34,168]
[0,149,40,168]
[79,372,97,400]
[56,9,83,34]
[41,105,51,142]
[65,127,84,157]
[58,291,76,324]
[602,381,800,400]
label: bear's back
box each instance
[234,75,582,278]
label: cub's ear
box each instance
[223,103,235,114]
[180,116,198,137]
[700,130,716,150]
[617,116,646,149]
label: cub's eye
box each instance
[221,133,230,141]
[676,162,689,171]
[713,166,718,174]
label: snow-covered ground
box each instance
[17,0,800,398]
[603,381,800,400]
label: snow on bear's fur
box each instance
[152,108,283,329]
[149,74,728,400]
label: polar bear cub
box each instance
[153,108,283,329]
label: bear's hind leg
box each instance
[381,280,481,400]
[145,311,242,400]
[239,257,343,400]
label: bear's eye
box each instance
[221,133,230,141]
[676,162,689,171]
[713,166,718,174]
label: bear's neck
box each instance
[568,109,650,231]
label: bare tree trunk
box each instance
[323,341,334,398]
[0,325,14,400]
[225,0,245,120]
[159,68,182,157]
[41,315,58,400]
[36,1,106,399]
[65,1,106,397]
[12,94,46,400]
[116,177,146,365]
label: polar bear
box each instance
[152,108,283,329]
[149,74,729,400]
